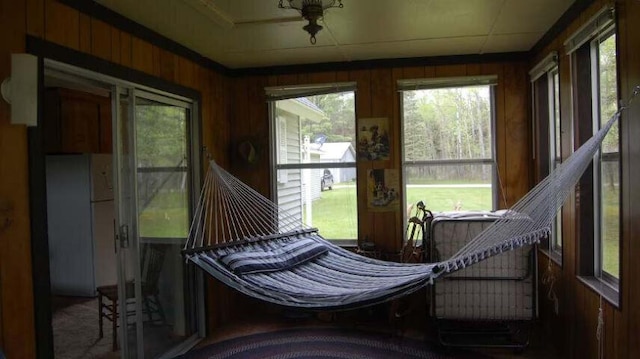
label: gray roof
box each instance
[311,142,354,160]
[295,97,324,113]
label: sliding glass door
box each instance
[43,59,203,358]
[134,92,197,358]
[113,87,200,358]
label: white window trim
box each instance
[399,79,498,219]
[590,29,620,288]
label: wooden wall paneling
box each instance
[335,70,350,83]
[613,305,624,358]
[402,66,425,80]
[119,31,132,68]
[0,0,36,356]
[246,75,270,196]
[620,2,640,358]
[196,66,211,158]
[585,288,600,358]
[110,27,121,65]
[212,73,231,167]
[131,36,153,75]
[349,69,372,243]
[296,72,309,84]
[307,71,336,84]
[176,56,196,89]
[572,282,587,358]
[276,73,298,87]
[78,13,91,53]
[480,63,506,207]
[151,45,162,78]
[466,63,482,76]
[27,0,45,38]
[229,76,251,180]
[370,68,394,163]
[91,18,112,62]
[502,62,530,205]
[391,67,404,254]
[44,0,80,50]
[157,48,176,83]
[537,256,559,351]
[435,64,467,78]
[603,303,615,358]
[369,68,397,252]
[424,66,436,78]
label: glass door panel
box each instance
[113,87,143,358]
[134,93,195,358]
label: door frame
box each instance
[27,36,204,359]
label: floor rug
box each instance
[177,328,489,359]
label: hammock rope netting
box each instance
[183,86,639,310]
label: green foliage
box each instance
[303,92,356,147]
[404,87,492,181]
[135,104,188,167]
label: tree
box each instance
[305,92,355,147]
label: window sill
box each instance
[538,247,562,267]
[576,275,620,308]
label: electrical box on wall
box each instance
[1,53,38,127]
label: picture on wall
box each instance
[367,169,400,212]
[357,117,390,161]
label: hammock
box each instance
[183,87,639,310]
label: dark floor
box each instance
[52,295,185,359]
[197,303,562,359]
[52,295,562,358]
[52,296,118,359]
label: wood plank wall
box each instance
[4,0,637,357]
[231,63,531,254]
[531,0,640,358]
[0,0,231,357]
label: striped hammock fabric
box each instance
[183,86,638,310]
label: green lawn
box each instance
[306,185,492,240]
[138,191,189,238]
[602,185,619,278]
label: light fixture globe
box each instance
[278,0,343,44]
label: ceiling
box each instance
[94,0,576,69]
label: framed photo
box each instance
[357,117,390,161]
[367,169,400,212]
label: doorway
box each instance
[40,60,203,358]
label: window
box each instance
[569,7,619,302]
[400,77,497,218]
[531,52,563,260]
[593,32,619,281]
[268,83,357,242]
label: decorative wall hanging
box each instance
[357,117,390,161]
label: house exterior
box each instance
[274,98,327,222]
[311,142,357,184]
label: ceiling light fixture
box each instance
[278,0,343,44]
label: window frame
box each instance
[267,83,358,244]
[569,9,621,306]
[590,27,620,288]
[399,77,499,227]
[530,52,563,264]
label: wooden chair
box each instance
[97,243,169,351]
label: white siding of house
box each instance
[277,115,303,223]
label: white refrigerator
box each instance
[46,154,116,296]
